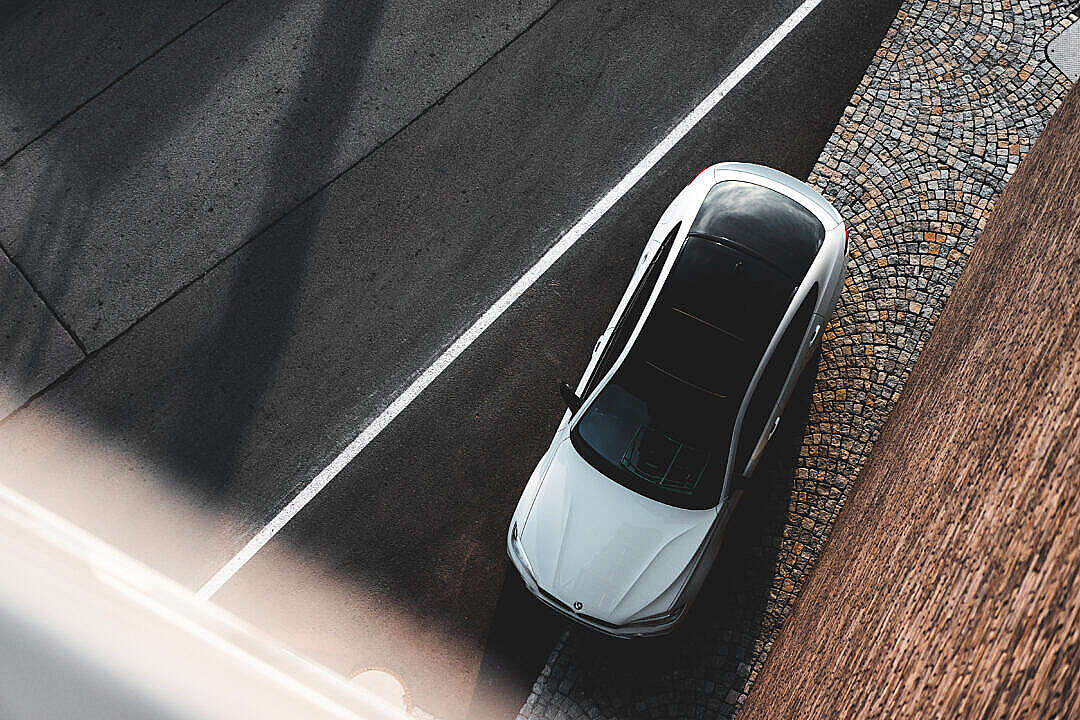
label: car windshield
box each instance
[571,354,736,510]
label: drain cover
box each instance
[1048,19,1080,83]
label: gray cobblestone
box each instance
[519,2,1076,718]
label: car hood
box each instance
[518,439,716,624]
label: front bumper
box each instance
[506,544,684,639]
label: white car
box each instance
[507,163,847,637]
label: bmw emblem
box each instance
[573,601,583,611]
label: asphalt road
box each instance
[0,1,901,717]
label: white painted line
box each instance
[197,0,825,600]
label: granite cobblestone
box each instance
[518,2,1076,719]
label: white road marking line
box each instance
[197,0,825,600]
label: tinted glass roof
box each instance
[637,235,796,398]
[689,180,825,281]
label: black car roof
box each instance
[572,182,823,506]
[629,234,797,406]
[688,180,825,281]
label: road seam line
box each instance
[196,0,826,600]
[0,243,87,356]
[0,0,237,169]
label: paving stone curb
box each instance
[518,3,1077,719]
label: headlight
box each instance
[509,522,536,581]
[624,605,685,628]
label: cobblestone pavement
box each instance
[518,3,1077,719]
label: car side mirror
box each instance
[559,382,582,414]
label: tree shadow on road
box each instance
[0,0,387,567]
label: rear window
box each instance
[689,180,824,281]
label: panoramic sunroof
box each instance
[631,236,795,407]
[641,305,743,399]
